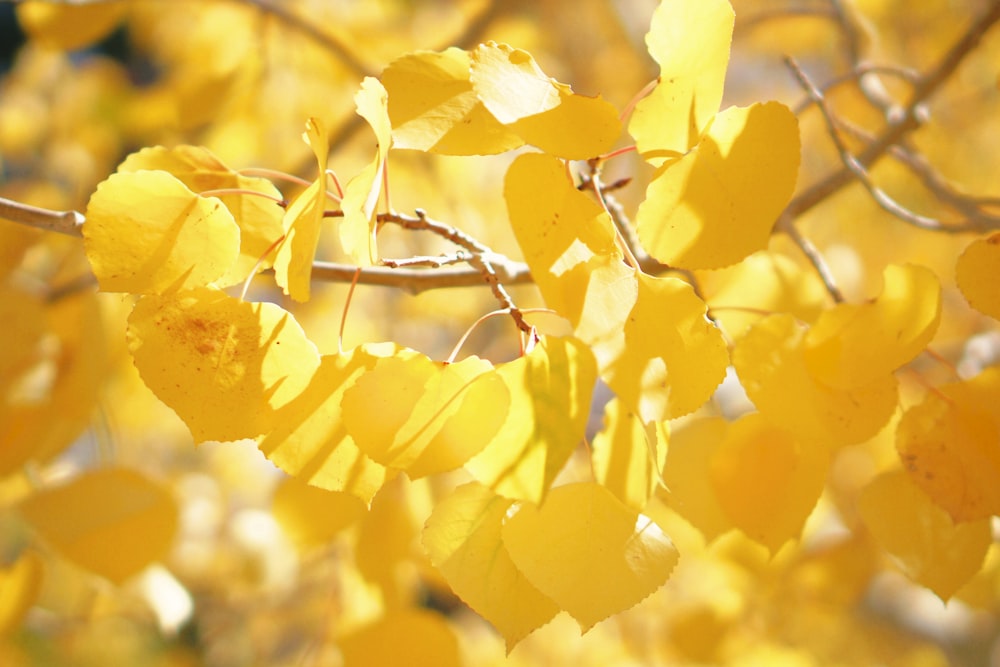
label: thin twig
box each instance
[777,1,1000,228]
[0,197,84,236]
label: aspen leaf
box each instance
[705,251,827,340]
[271,477,366,550]
[660,417,733,541]
[591,398,668,511]
[636,102,800,270]
[710,413,829,553]
[381,48,524,155]
[733,313,898,447]
[16,0,126,51]
[354,475,423,603]
[342,354,509,475]
[598,273,728,423]
[466,337,596,504]
[258,345,402,506]
[422,482,559,651]
[859,469,991,600]
[340,78,391,267]
[0,290,108,474]
[18,467,177,584]
[956,232,1000,320]
[804,263,941,389]
[896,367,1000,522]
[0,551,42,635]
[274,117,329,301]
[127,288,320,444]
[470,42,620,159]
[118,145,285,287]
[84,170,240,294]
[339,610,461,667]
[502,482,679,631]
[629,0,734,158]
[503,152,637,343]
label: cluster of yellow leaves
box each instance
[12,0,1000,659]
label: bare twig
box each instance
[792,61,1000,234]
[777,1,1000,228]
[0,197,84,236]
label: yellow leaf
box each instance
[591,398,668,511]
[258,346,400,506]
[118,145,285,287]
[18,467,177,584]
[660,417,733,541]
[0,290,108,474]
[342,353,510,477]
[896,367,1000,522]
[598,273,728,423]
[501,482,679,631]
[274,118,329,301]
[470,42,621,159]
[0,551,42,635]
[956,232,1000,320]
[340,78,391,267]
[705,251,827,340]
[503,152,638,343]
[381,48,524,155]
[804,263,941,389]
[339,609,461,667]
[422,482,559,651]
[636,102,800,270]
[126,288,320,443]
[271,476,366,550]
[629,0,734,159]
[0,283,45,399]
[83,170,240,294]
[354,475,424,606]
[16,0,126,51]
[710,413,829,553]
[466,337,596,504]
[733,313,898,447]
[859,469,991,600]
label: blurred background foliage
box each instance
[1,0,1000,665]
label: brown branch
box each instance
[777,0,1000,229]
[0,197,84,236]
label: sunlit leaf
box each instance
[16,0,126,51]
[502,482,679,631]
[18,467,177,584]
[381,48,524,155]
[258,345,402,506]
[859,469,991,600]
[804,263,941,389]
[339,609,461,667]
[0,290,108,474]
[342,353,508,475]
[590,398,668,511]
[896,367,1000,522]
[710,412,829,553]
[117,145,285,286]
[629,0,734,159]
[422,482,559,651]
[956,232,1000,320]
[354,475,424,606]
[84,170,241,294]
[503,151,637,343]
[274,117,329,302]
[705,251,827,339]
[659,417,733,541]
[127,288,320,443]
[340,77,391,267]
[598,272,728,423]
[733,313,898,447]
[271,476,366,550]
[466,337,596,504]
[636,102,800,270]
[470,42,621,159]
